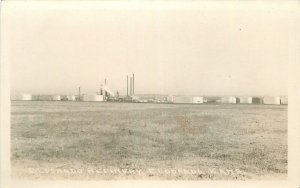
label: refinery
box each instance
[10,73,288,105]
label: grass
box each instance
[11,101,287,180]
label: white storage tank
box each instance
[67,95,76,101]
[280,97,288,105]
[192,96,204,104]
[82,95,104,102]
[52,95,61,101]
[172,96,193,103]
[229,97,237,104]
[263,96,280,105]
[21,94,32,101]
[221,97,236,104]
[239,97,252,104]
[131,95,140,102]
[167,95,174,103]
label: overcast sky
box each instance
[3,2,289,96]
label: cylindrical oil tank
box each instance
[280,97,288,105]
[222,97,236,104]
[67,95,76,101]
[21,94,32,101]
[52,95,61,101]
[263,96,281,105]
[252,97,263,104]
[192,96,204,103]
[82,95,104,102]
[172,96,193,103]
[239,97,252,104]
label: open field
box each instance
[11,101,287,180]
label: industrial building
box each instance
[263,96,281,105]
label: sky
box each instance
[3,2,289,96]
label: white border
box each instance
[1,1,300,188]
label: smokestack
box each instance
[78,87,81,101]
[127,75,129,97]
[133,73,134,95]
[130,77,133,96]
[105,78,107,85]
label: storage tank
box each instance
[221,97,237,104]
[67,95,76,101]
[172,96,193,103]
[252,97,263,104]
[52,95,61,101]
[167,95,174,103]
[239,97,252,104]
[37,95,53,101]
[205,96,221,103]
[263,96,281,105]
[229,97,237,104]
[193,96,204,104]
[82,95,104,102]
[280,97,288,105]
[21,94,32,101]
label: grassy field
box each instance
[11,101,287,180]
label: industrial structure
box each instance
[52,95,61,101]
[252,97,263,104]
[193,97,204,103]
[10,73,288,105]
[280,97,288,105]
[221,97,237,104]
[263,96,281,105]
[82,94,104,102]
[167,95,204,104]
[127,74,135,97]
[239,97,252,104]
[66,95,76,101]
[12,93,32,101]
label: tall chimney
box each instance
[133,73,134,95]
[130,77,133,96]
[127,75,129,97]
[78,87,81,101]
[104,79,107,99]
